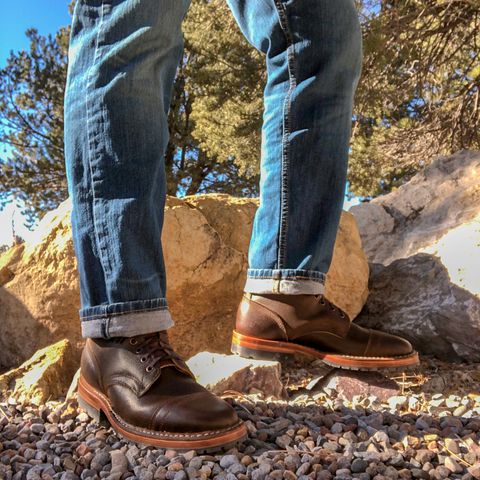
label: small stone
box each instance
[219,455,239,469]
[110,450,128,477]
[276,435,291,449]
[188,457,203,470]
[228,463,246,475]
[30,424,45,434]
[351,459,368,473]
[444,457,463,474]
[467,464,480,479]
[173,471,187,480]
[411,469,429,479]
[283,471,297,480]
[61,473,80,480]
[91,451,111,470]
[415,418,429,430]
[444,438,460,454]
[76,412,90,423]
[168,462,184,472]
[331,422,343,434]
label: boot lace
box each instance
[127,332,185,373]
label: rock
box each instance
[468,464,480,480]
[276,434,292,448]
[110,450,128,478]
[352,151,480,360]
[351,458,368,473]
[356,252,480,361]
[0,194,368,369]
[316,368,399,401]
[186,352,286,398]
[219,455,239,469]
[351,150,480,265]
[444,438,460,455]
[0,339,78,405]
[66,368,81,400]
[444,457,463,474]
[323,210,369,319]
[0,266,14,286]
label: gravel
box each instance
[1,357,480,480]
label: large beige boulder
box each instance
[0,194,368,369]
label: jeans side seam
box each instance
[85,1,113,284]
[273,0,297,269]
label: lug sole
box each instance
[77,375,248,452]
[231,330,420,370]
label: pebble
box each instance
[444,457,463,474]
[351,458,368,473]
[1,361,480,480]
[219,455,238,469]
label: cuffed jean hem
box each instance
[244,268,326,295]
[80,298,174,338]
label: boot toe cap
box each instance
[152,391,240,433]
[368,330,414,357]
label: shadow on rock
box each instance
[356,253,480,362]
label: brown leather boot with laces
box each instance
[231,293,419,370]
[78,331,247,451]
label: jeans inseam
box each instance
[272,0,297,269]
[85,1,114,284]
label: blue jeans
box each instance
[64,0,363,338]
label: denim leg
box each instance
[64,0,191,338]
[226,0,363,294]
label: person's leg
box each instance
[226,0,362,294]
[65,0,246,450]
[64,0,187,339]
[227,0,419,369]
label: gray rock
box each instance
[352,151,480,361]
[91,451,111,471]
[61,473,80,480]
[219,455,239,469]
[316,369,399,401]
[109,450,128,477]
[351,458,368,473]
[351,150,480,265]
[356,253,480,361]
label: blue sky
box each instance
[0,0,71,68]
[0,1,71,245]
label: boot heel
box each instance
[230,341,293,362]
[78,394,109,427]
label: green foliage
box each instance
[183,0,265,179]
[350,0,480,196]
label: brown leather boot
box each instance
[78,331,247,451]
[231,293,419,370]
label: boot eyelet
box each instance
[140,356,147,363]
[135,348,142,354]
[145,365,154,373]
[129,338,138,345]
[340,313,346,318]
[320,298,326,305]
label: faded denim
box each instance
[64,0,363,338]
